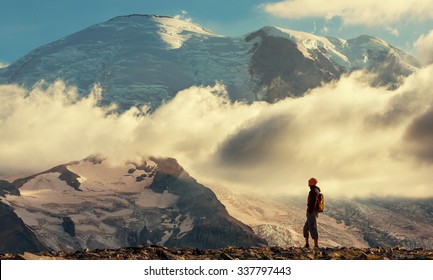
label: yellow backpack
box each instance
[318,192,325,212]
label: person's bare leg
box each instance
[314,239,319,248]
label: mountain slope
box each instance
[210,185,433,249]
[210,185,369,248]
[0,14,420,111]
[1,156,265,253]
[328,198,433,249]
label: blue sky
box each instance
[1,0,433,64]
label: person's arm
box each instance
[307,190,315,213]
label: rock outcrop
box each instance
[0,181,48,254]
[145,157,266,249]
[0,202,49,254]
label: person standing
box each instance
[303,177,320,249]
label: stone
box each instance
[1,245,433,260]
[220,252,234,260]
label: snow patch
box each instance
[159,230,172,245]
[153,16,219,49]
[67,160,153,193]
[176,213,194,239]
[18,173,85,205]
[261,26,350,67]
[135,189,179,208]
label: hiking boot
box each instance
[304,244,310,249]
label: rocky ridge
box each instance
[1,245,432,260]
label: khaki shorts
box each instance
[303,211,318,240]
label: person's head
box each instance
[308,178,318,187]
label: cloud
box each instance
[405,108,433,162]
[262,0,433,26]
[174,10,192,23]
[386,27,399,37]
[322,26,329,34]
[1,67,433,198]
[414,29,433,65]
[0,81,142,173]
[0,61,8,68]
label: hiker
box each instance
[303,177,321,249]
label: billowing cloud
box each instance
[1,66,433,198]
[414,29,433,65]
[0,82,143,173]
[262,0,433,26]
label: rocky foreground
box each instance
[1,246,433,260]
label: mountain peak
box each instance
[108,14,174,21]
[103,14,218,49]
[258,26,336,42]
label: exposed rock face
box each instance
[62,217,76,237]
[0,181,48,254]
[245,28,420,102]
[0,202,48,254]
[0,180,20,197]
[146,157,266,249]
[2,245,432,260]
[246,29,344,102]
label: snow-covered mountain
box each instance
[0,156,265,253]
[0,14,420,111]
